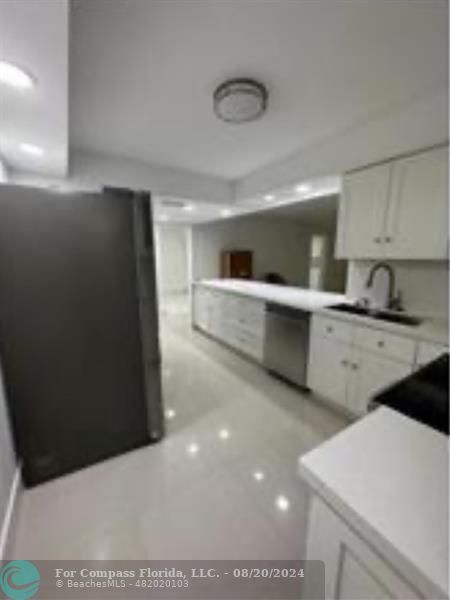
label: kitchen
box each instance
[0,1,448,599]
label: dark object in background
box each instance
[373,353,449,435]
[0,185,164,486]
[220,250,253,279]
[263,273,287,285]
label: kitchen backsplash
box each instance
[346,260,449,319]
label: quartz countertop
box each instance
[193,279,347,312]
[194,279,448,346]
[317,305,448,346]
[299,407,449,599]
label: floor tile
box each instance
[10,305,348,560]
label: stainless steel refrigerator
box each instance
[0,185,164,486]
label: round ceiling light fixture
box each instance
[214,78,268,124]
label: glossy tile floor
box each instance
[10,300,348,560]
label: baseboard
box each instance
[0,465,21,561]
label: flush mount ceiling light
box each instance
[264,194,275,202]
[0,61,35,90]
[214,78,268,124]
[19,143,44,157]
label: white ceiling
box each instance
[70,0,448,180]
[153,174,341,225]
[153,196,235,225]
[0,0,69,176]
[256,195,338,231]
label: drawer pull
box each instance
[377,340,385,348]
[385,236,392,243]
[326,326,334,333]
[351,363,359,370]
[341,359,349,367]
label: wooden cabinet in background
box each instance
[220,250,253,279]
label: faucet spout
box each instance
[365,262,401,310]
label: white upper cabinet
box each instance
[336,145,448,260]
[385,146,449,259]
[336,163,391,259]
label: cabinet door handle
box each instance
[341,359,348,367]
[385,236,392,243]
[377,340,385,348]
[326,326,334,333]
[351,363,359,370]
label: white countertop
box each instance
[318,305,448,346]
[300,408,449,599]
[194,279,448,346]
[194,279,347,312]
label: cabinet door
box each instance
[386,146,449,259]
[347,350,411,415]
[415,341,448,369]
[307,334,349,410]
[193,288,206,330]
[336,163,391,259]
[304,496,421,599]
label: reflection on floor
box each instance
[10,310,348,560]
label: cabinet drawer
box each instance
[227,325,263,361]
[354,326,415,364]
[312,315,353,344]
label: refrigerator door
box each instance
[0,185,162,486]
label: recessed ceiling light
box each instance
[264,194,275,202]
[220,209,233,218]
[183,204,195,212]
[295,183,312,194]
[19,143,44,157]
[253,470,265,482]
[0,61,35,90]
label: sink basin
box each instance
[371,311,422,326]
[328,303,371,316]
[328,303,422,327]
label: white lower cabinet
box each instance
[415,340,448,369]
[192,285,265,362]
[346,350,411,415]
[303,496,421,600]
[308,315,414,416]
[308,335,350,411]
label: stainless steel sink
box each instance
[328,303,422,326]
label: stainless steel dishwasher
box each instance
[263,303,311,387]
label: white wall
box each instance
[70,148,233,204]
[346,260,449,318]
[191,215,312,286]
[0,157,8,182]
[154,225,190,296]
[0,360,17,555]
